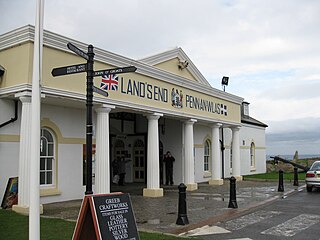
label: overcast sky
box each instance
[1,0,320,156]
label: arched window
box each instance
[250,142,255,168]
[40,128,55,186]
[204,139,211,171]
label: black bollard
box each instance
[278,169,284,192]
[228,176,238,208]
[176,183,189,225]
[293,167,299,186]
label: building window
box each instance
[40,128,55,186]
[250,142,255,168]
[204,139,211,171]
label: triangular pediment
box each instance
[139,48,210,86]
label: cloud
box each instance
[267,118,320,134]
[266,118,320,155]
[1,0,320,155]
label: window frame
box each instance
[250,142,256,169]
[40,128,55,187]
[204,139,211,172]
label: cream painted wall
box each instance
[0,43,32,88]
[154,58,196,81]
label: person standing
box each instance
[118,157,131,186]
[164,151,175,185]
[112,157,120,184]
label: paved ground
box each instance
[42,180,302,235]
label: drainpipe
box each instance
[0,100,18,128]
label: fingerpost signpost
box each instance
[51,43,137,195]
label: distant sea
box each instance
[266,154,320,160]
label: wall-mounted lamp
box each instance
[221,76,229,92]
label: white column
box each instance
[143,113,163,197]
[95,105,114,194]
[184,119,197,191]
[231,126,242,180]
[12,96,31,215]
[209,123,223,185]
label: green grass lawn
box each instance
[0,209,197,240]
[244,172,306,181]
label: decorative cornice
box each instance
[0,25,34,50]
[0,84,31,96]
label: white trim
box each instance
[0,25,34,50]
[241,122,266,130]
[0,84,32,96]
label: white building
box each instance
[0,26,267,212]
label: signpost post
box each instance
[85,45,94,194]
[52,43,136,195]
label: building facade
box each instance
[0,26,267,210]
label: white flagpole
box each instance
[29,0,44,239]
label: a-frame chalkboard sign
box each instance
[73,193,140,240]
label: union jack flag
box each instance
[100,74,118,91]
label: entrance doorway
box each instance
[133,139,145,182]
[114,139,126,158]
